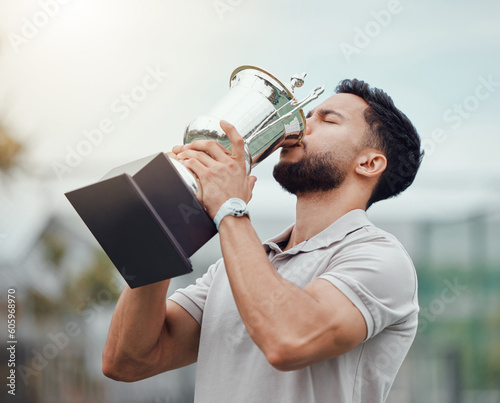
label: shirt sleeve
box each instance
[317,235,419,341]
[168,258,223,325]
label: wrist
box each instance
[218,214,251,231]
[213,198,250,230]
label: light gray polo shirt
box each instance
[169,209,419,402]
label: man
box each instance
[102,79,423,402]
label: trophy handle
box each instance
[245,85,325,145]
[290,72,307,91]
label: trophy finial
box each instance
[290,72,307,91]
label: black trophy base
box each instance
[65,153,217,288]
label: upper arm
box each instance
[130,300,201,380]
[275,278,367,371]
[149,262,220,376]
[155,300,201,373]
[275,239,417,371]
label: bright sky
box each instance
[0,0,499,227]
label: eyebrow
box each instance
[306,108,346,120]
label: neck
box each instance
[284,186,366,251]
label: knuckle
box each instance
[190,140,207,149]
[233,137,244,146]
[216,165,229,176]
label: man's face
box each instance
[273,93,370,195]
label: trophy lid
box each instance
[230,65,298,99]
[229,65,307,138]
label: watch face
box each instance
[229,199,245,209]
[229,198,246,216]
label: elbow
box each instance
[102,359,120,381]
[102,353,140,382]
[102,355,126,381]
[266,350,291,372]
[264,341,304,372]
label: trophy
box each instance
[65,66,324,288]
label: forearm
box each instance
[103,280,170,378]
[219,217,324,363]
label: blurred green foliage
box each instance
[416,264,500,390]
[64,249,122,308]
[40,232,67,268]
[28,227,121,321]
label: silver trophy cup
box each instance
[66,66,324,288]
[173,65,324,195]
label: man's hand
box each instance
[171,120,257,219]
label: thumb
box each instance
[248,175,257,191]
[220,120,245,162]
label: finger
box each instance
[220,120,245,162]
[172,145,185,154]
[184,140,230,161]
[165,151,178,160]
[178,149,217,168]
[181,157,208,180]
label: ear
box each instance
[354,150,387,178]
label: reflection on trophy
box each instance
[65,66,324,288]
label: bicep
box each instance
[296,278,367,366]
[154,300,201,373]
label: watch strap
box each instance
[213,198,249,230]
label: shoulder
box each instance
[323,223,418,311]
[333,223,416,277]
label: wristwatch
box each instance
[213,198,250,230]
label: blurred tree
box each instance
[41,231,67,269]
[26,223,121,321]
[0,125,22,172]
[65,249,122,309]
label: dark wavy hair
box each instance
[335,79,424,208]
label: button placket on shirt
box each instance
[268,240,311,276]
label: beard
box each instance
[272,149,350,195]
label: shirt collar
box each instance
[264,224,295,254]
[263,209,372,254]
